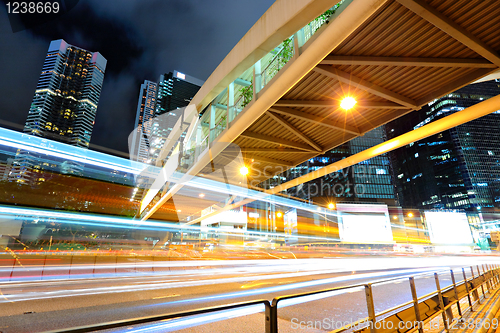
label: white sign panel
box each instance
[425,211,473,245]
[340,213,393,243]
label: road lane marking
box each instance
[152,294,179,299]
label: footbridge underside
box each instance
[140,0,500,220]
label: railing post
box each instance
[267,300,278,333]
[450,269,462,318]
[486,264,493,288]
[471,267,480,303]
[482,264,491,291]
[434,273,450,332]
[365,284,377,333]
[462,267,473,309]
[409,277,424,333]
[492,264,498,286]
[477,265,487,296]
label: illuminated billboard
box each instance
[424,211,473,245]
[337,204,393,243]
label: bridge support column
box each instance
[209,104,216,142]
[227,82,234,126]
[294,30,304,56]
[253,60,262,97]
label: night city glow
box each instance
[1,0,499,331]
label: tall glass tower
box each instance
[11,40,106,185]
[131,71,203,165]
[24,39,107,148]
[279,126,396,205]
[130,80,157,164]
[387,80,500,210]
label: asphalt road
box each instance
[0,255,498,332]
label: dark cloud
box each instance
[0,0,275,154]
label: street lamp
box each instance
[239,166,249,176]
[328,203,335,210]
[340,96,356,110]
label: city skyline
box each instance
[0,0,275,153]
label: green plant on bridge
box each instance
[240,84,253,108]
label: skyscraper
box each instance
[11,40,106,185]
[130,80,157,164]
[24,39,107,148]
[387,80,500,211]
[279,126,396,205]
[131,71,203,165]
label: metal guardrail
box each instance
[41,263,500,333]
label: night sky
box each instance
[0,0,274,155]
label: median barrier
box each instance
[94,255,117,276]
[69,255,96,277]
[41,255,72,279]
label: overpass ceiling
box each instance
[231,0,500,185]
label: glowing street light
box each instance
[328,203,335,210]
[198,193,205,198]
[407,212,413,218]
[276,212,283,218]
[340,96,356,110]
[239,166,249,176]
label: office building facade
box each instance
[130,80,157,164]
[24,39,106,148]
[131,71,203,165]
[12,40,106,184]
[387,80,500,210]
[280,126,396,205]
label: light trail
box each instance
[115,304,266,333]
[0,257,494,303]
[0,267,430,303]
[0,205,341,243]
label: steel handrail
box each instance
[44,299,270,333]
[40,265,500,333]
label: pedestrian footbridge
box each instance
[140,0,500,221]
